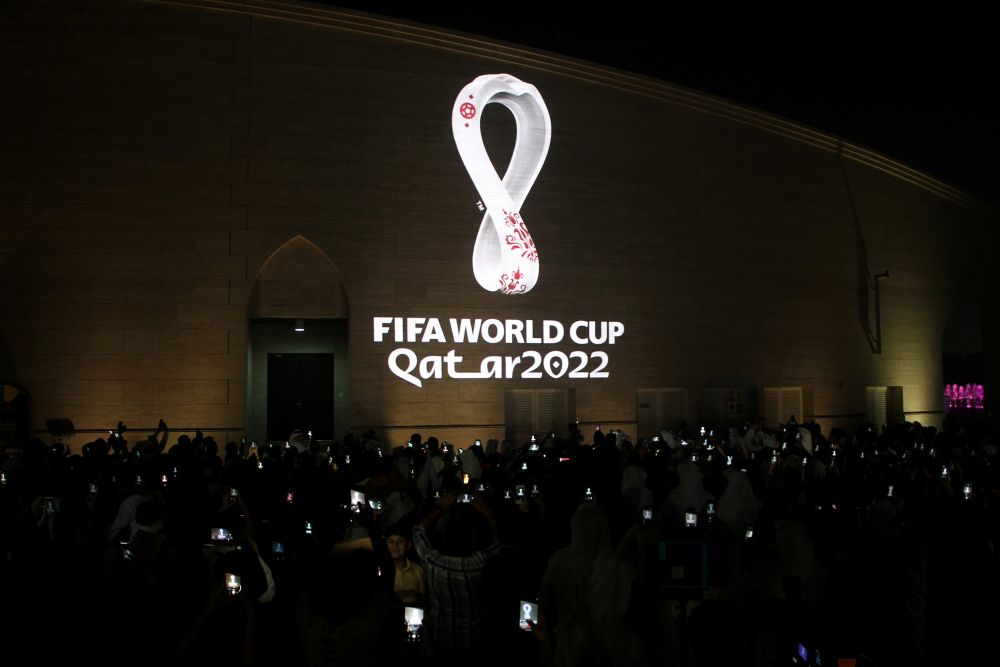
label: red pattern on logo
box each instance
[459,102,476,119]
[498,267,528,295]
[502,210,538,262]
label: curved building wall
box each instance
[1,0,994,448]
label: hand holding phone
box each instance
[519,600,539,631]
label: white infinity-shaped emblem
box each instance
[452,74,551,295]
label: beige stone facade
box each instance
[1,0,994,450]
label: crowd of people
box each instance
[0,414,997,667]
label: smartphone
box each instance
[44,497,56,516]
[642,507,653,523]
[685,512,697,528]
[515,485,526,504]
[462,473,470,485]
[345,454,351,464]
[350,490,365,513]
[135,475,144,488]
[458,492,473,504]
[404,606,424,642]
[887,485,894,498]
[0,472,6,487]
[530,434,537,444]
[307,430,312,439]
[476,482,487,493]
[707,502,716,515]
[225,573,242,597]
[88,482,98,498]
[963,483,972,499]
[272,541,285,556]
[584,487,594,502]
[475,439,482,447]
[530,484,540,498]
[518,600,539,631]
[503,489,512,501]
[305,521,313,535]
[521,462,528,470]
[229,487,239,502]
[939,466,948,480]
[595,424,601,431]
[745,526,754,540]
[211,527,234,542]
[369,499,383,511]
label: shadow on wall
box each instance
[839,145,880,354]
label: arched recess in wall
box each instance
[246,236,350,441]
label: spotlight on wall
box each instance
[294,319,305,333]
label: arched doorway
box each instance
[246,236,349,441]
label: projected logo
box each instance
[452,74,551,295]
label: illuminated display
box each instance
[373,317,624,388]
[944,383,984,409]
[452,74,551,295]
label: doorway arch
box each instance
[246,236,350,441]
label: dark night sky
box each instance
[328,3,998,206]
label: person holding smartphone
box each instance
[412,489,500,656]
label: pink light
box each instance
[945,383,984,409]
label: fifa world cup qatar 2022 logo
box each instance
[452,74,551,295]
